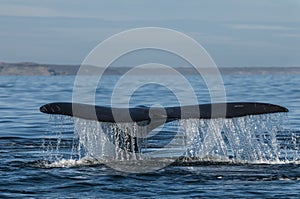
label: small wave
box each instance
[40,157,103,168]
[36,155,300,170]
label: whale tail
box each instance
[40,102,288,152]
[40,102,288,122]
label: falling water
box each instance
[42,113,299,167]
[73,119,148,161]
[181,113,299,163]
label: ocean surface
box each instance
[0,74,300,198]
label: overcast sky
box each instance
[0,0,299,67]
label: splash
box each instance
[42,113,299,167]
[73,119,148,161]
[181,114,299,163]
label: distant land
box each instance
[0,62,300,76]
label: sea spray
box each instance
[180,113,298,163]
[42,115,77,162]
[222,114,281,163]
[180,119,228,161]
[42,112,299,166]
[73,118,153,161]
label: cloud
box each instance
[190,32,276,49]
[0,2,184,21]
[0,4,64,18]
[0,3,111,20]
[284,34,300,38]
[228,24,293,31]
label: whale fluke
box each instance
[40,102,288,123]
[40,102,288,153]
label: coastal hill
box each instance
[0,62,299,76]
[0,62,79,76]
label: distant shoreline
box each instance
[0,62,299,76]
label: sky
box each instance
[0,0,299,67]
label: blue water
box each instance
[0,74,300,198]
